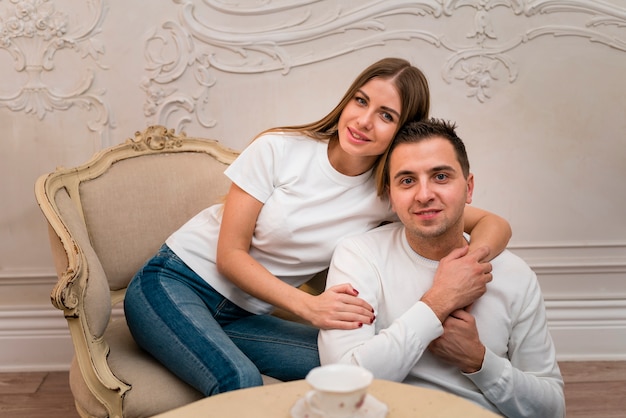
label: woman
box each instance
[124,57,511,396]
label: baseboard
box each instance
[546,299,626,361]
[0,305,74,372]
[0,305,124,372]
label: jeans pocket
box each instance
[156,243,174,258]
[214,297,253,324]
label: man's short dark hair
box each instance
[380,118,470,192]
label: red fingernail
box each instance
[354,289,359,295]
[358,323,363,328]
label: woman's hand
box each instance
[463,206,512,261]
[217,184,375,329]
[303,283,375,330]
[420,245,492,323]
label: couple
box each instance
[124,58,564,417]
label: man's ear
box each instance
[466,173,474,204]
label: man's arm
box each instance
[318,236,444,382]
[429,273,565,418]
[420,246,492,323]
[318,232,492,382]
[428,309,485,373]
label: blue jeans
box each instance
[124,244,320,396]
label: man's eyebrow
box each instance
[431,164,457,173]
[392,170,414,180]
[392,165,457,180]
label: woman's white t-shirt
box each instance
[166,132,396,314]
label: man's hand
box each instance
[428,309,485,373]
[420,245,492,322]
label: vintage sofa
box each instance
[34,126,324,418]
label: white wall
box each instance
[1,0,625,371]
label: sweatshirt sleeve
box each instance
[318,236,443,382]
[465,272,566,418]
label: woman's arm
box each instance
[216,183,375,330]
[463,206,512,261]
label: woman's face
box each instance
[336,77,402,160]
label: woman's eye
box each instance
[400,178,413,185]
[355,97,366,105]
[381,112,393,122]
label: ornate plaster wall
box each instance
[0,0,624,370]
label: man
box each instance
[318,119,565,417]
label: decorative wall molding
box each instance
[4,240,626,286]
[0,0,113,143]
[0,268,55,286]
[0,284,623,371]
[5,240,625,284]
[0,305,73,372]
[547,298,626,361]
[509,240,626,269]
[547,299,626,324]
[143,0,626,130]
[1,242,625,369]
[0,305,124,372]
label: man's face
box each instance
[388,137,474,244]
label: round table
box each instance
[152,379,501,417]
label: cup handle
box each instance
[305,391,327,417]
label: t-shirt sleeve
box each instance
[224,134,282,203]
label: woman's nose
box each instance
[357,111,374,130]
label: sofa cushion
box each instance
[80,152,231,291]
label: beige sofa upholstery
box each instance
[35,126,324,418]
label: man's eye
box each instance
[435,173,448,181]
[400,178,413,185]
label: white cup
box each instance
[304,364,373,418]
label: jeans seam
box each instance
[225,331,318,350]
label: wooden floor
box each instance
[0,361,624,417]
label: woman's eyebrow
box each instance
[356,88,370,102]
[382,105,401,119]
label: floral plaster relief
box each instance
[0,0,112,139]
[143,0,626,131]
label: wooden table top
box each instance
[152,379,501,417]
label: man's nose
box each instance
[414,180,434,203]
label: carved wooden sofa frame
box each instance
[35,126,244,418]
